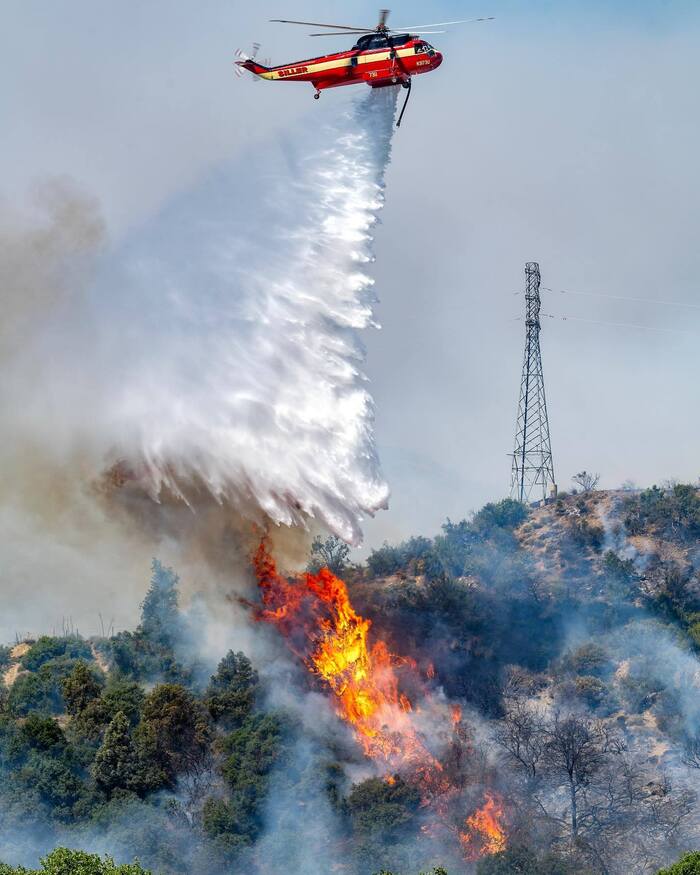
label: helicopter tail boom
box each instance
[236,59,271,77]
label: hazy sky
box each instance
[3,0,700,553]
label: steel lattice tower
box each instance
[510,262,556,504]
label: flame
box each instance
[460,793,507,860]
[252,539,507,860]
[253,539,436,767]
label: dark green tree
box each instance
[20,715,65,752]
[135,684,210,786]
[203,711,290,847]
[205,651,258,728]
[657,852,700,874]
[92,712,138,794]
[61,661,103,715]
[21,637,92,672]
[139,560,182,646]
[0,847,151,873]
[347,776,421,836]
[7,670,61,716]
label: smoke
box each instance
[0,88,399,638]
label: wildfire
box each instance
[253,539,435,767]
[460,793,507,860]
[251,539,507,860]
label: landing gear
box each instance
[314,91,320,99]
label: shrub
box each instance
[0,847,151,873]
[573,675,607,708]
[7,670,61,716]
[657,851,700,874]
[0,646,12,670]
[20,715,65,752]
[347,776,421,836]
[366,537,434,578]
[21,637,92,672]
[560,643,609,677]
[568,517,605,551]
[472,498,528,534]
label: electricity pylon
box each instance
[510,262,557,504]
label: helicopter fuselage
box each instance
[237,35,443,94]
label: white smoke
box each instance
[4,87,399,547]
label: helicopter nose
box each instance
[433,51,443,68]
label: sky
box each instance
[3,0,700,559]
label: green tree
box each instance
[472,498,529,533]
[139,560,181,647]
[308,535,350,576]
[61,661,103,715]
[657,852,700,874]
[20,637,92,671]
[92,712,138,794]
[135,684,210,786]
[203,711,290,847]
[348,776,421,837]
[205,651,258,728]
[0,847,151,873]
[7,670,61,716]
[0,645,12,670]
[20,715,65,752]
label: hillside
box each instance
[1,485,699,875]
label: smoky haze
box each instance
[2,0,700,614]
[0,86,400,641]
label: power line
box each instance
[539,311,700,336]
[541,286,700,311]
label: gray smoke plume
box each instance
[0,88,399,640]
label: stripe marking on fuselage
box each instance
[259,47,418,80]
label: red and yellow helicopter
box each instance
[234,9,493,125]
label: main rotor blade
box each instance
[378,9,390,28]
[392,16,494,30]
[309,31,374,36]
[270,19,372,31]
[309,28,445,37]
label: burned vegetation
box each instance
[1,485,700,874]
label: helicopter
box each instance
[234,9,493,126]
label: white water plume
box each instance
[5,87,400,546]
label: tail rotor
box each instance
[234,43,265,80]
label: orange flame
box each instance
[252,539,506,860]
[460,793,507,860]
[253,539,436,768]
